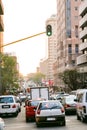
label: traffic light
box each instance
[46,25,52,36]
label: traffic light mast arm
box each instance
[1,31,46,48]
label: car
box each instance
[0,117,5,130]
[18,93,27,102]
[16,96,22,106]
[35,100,66,127]
[61,95,77,114]
[56,93,69,101]
[75,89,87,122]
[0,95,21,117]
[25,98,45,122]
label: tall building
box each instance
[0,0,4,52]
[54,0,81,87]
[39,58,48,80]
[46,15,57,82]
[77,0,87,81]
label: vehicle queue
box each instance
[0,88,87,129]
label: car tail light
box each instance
[37,109,41,115]
[61,107,65,113]
[65,104,70,108]
[12,104,17,108]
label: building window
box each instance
[68,44,72,54]
[72,60,75,66]
[75,44,79,53]
[67,30,71,38]
[75,7,78,10]
[75,16,78,20]
[75,25,78,37]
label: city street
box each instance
[4,103,87,130]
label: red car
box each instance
[25,98,44,122]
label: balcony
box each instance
[77,53,87,65]
[79,42,87,51]
[79,13,87,28]
[79,1,87,16]
[0,0,4,15]
[79,28,87,39]
[0,15,4,31]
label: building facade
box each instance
[77,0,87,82]
[53,0,82,88]
[0,0,4,52]
[46,15,57,82]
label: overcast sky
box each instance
[2,0,57,76]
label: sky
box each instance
[2,0,57,76]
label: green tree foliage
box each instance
[0,53,19,94]
[58,69,84,91]
[27,72,45,85]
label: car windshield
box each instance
[0,97,14,103]
[39,102,62,110]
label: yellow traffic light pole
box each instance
[1,31,46,48]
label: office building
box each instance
[0,0,4,52]
[54,0,81,87]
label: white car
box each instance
[35,100,66,127]
[0,95,21,117]
[0,117,5,130]
[75,89,87,122]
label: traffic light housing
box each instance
[46,25,52,36]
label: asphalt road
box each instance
[3,103,87,130]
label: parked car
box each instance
[0,95,21,117]
[35,100,66,127]
[75,89,87,122]
[61,95,77,114]
[16,96,22,106]
[0,117,5,130]
[25,98,45,122]
[18,93,27,102]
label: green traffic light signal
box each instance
[46,25,52,36]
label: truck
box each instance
[30,86,49,100]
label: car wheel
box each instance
[26,117,29,122]
[14,111,18,117]
[60,120,66,126]
[36,122,40,127]
[19,108,21,112]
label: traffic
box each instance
[0,88,87,130]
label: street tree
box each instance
[0,53,19,94]
[28,72,45,86]
[58,69,82,91]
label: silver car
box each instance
[35,100,66,127]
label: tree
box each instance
[58,69,82,91]
[27,72,45,86]
[0,53,19,94]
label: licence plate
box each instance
[47,118,55,121]
[2,105,10,108]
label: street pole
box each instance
[0,57,2,95]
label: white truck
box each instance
[30,86,49,100]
